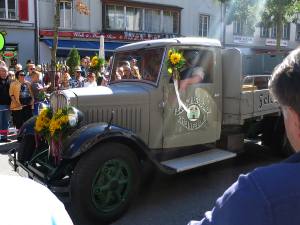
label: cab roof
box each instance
[115,37,222,52]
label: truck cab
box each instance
[9,37,284,225]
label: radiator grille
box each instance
[82,106,143,133]
[50,93,68,112]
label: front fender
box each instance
[17,116,37,139]
[62,123,149,160]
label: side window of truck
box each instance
[176,49,214,92]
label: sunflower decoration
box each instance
[35,108,52,137]
[90,54,105,73]
[34,107,79,163]
[166,48,185,80]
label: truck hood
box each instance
[67,83,151,106]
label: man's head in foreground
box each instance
[269,48,300,152]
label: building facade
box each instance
[4,0,299,66]
[38,0,222,62]
[0,0,36,68]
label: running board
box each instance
[161,149,236,172]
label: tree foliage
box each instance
[66,48,80,76]
[260,0,299,48]
[216,0,300,49]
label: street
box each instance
[0,142,284,225]
[111,143,283,225]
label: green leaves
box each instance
[66,48,80,76]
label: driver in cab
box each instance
[179,50,205,92]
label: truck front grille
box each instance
[50,92,69,112]
[83,106,143,133]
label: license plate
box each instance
[17,167,29,178]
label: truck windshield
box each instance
[110,47,165,85]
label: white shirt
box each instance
[0,175,74,225]
[84,81,97,87]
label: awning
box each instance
[41,39,127,52]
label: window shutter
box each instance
[19,0,29,21]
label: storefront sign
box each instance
[233,35,254,44]
[40,30,178,42]
[265,39,288,47]
[2,51,17,59]
[1,45,18,59]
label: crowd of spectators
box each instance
[0,56,110,142]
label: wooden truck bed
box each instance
[222,49,280,125]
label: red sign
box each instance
[40,30,177,42]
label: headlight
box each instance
[68,107,83,127]
[38,102,49,115]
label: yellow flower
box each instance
[170,53,181,65]
[56,109,63,117]
[91,56,99,68]
[91,60,98,67]
[49,119,61,136]
[167,67,173,74]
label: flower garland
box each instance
[35,107,77,163]
[166,48,189,113]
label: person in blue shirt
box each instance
[188,48,300,225]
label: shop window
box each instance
[233,20,243,35]
[271,24,290,40]
[0,0,16,19]
[233,19,253,36]
[296,24,300,41]
[104,3,180,34]
[199,14,209,37]
[282,23,290,40]
[125,7,143,31]
[60,1,72,29]
[144,8,161,33]
[271,25,277,38]
[163,11,179,34]
[105,4,125,30]
[260,24,269,38]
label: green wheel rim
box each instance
[91,158,132,214]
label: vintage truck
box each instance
[8,37,287,225]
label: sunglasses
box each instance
[29,68,35,71]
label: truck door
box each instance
[163,47,222,148]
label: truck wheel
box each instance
[70,143,141,224]
[17,135,35,162]
[281,134,294,157]
[261,116,293,156]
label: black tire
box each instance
[17,135,36,162]
[261,116,293,157]
[70,142,141,225]
[281,133,294,157]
